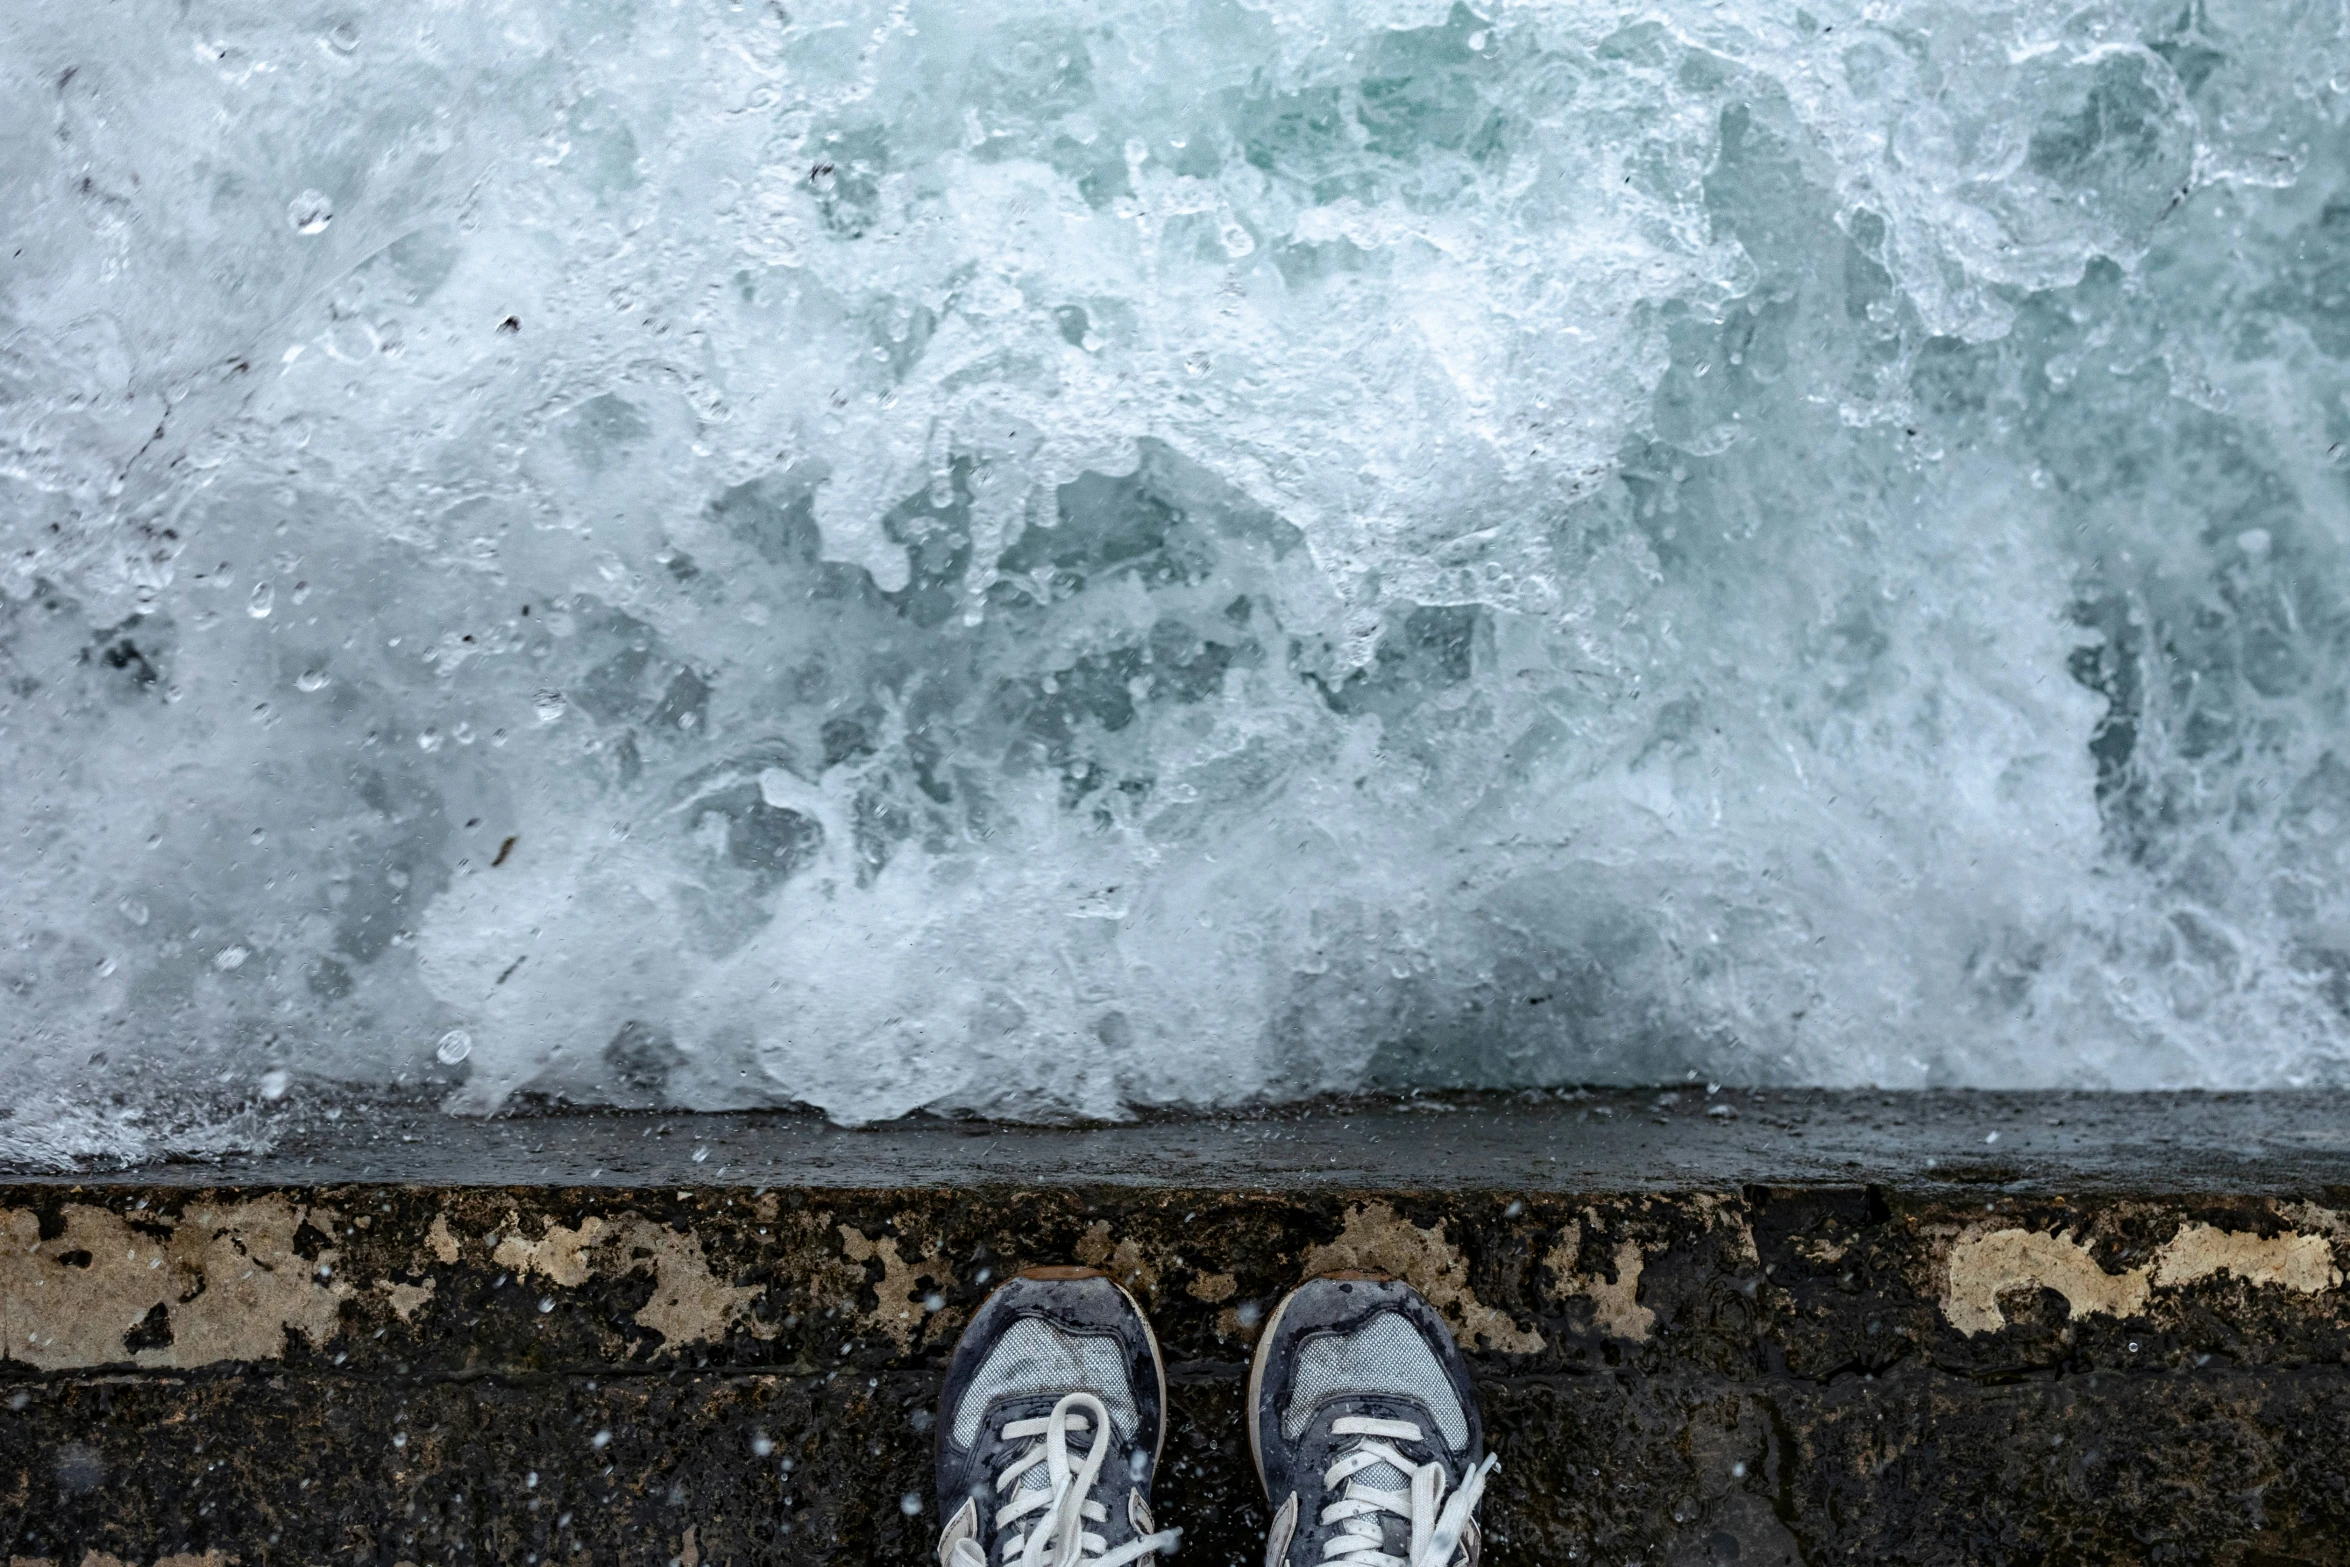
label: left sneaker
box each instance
[934,1265,1182,1567]
[1248,1273,1499,1567]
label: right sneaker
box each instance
[935,1266,1182,1567]
[1248,1274,1499,1567]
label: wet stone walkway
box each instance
[4,1089,2350,1565]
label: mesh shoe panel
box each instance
[1280,1311,1467,1447]
[952,1316,1140,1447]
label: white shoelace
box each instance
[987,1391,1181,1567]
[1314,1415,1499,1567]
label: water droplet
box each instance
[288,190,333,235]
[436,1028,474,1065]
[1984,1131,1999,1144]
[899,1492,923,1516]
[259,1068,292,1101]
[538,1296,556,1314]
[750,1432,775,1458]
[247,581,274,618]
[417,727,443,752]
[327,20,359,51]
[922,1292,945,1313]
[691,1145,710,1163]
[296,669,329,692]
[1502,1199,1524,1218]
[214,945,250,971]
[590,1429,612,1450]
[533,689,568,724]
[119,898,149,926]
[392,1432,407,1449]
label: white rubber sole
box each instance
[1244,1281,1308,1497]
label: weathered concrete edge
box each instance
[13,1120,2350,1567]
[16,1090,2350,1195]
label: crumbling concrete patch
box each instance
[2153,1222,2341,1292]
[625,1219,768,1347]
[1685,1193,1761,1265]
[476,1211,770,1349]
[2279,1200,2350,1244]
[1791,1232,1850,1267]
[839,1224,949,1353]
[492,1214,608,1287]
[1074,1220,1158,1300]
[1946,1217,2345,1334]
[1299,1202,1542,1353]
[376,1278,435,1322]
[1187,1270,1237,1303]
[1544,1221,1655,1341]
[0,1198,349,1370]
[1944,1229,2150,1336]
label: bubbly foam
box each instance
[4,0,2350,1156]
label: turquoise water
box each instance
[5,0,2350,1156]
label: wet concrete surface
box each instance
[30,1086,2350,1194]
[5,1090,2350,1564]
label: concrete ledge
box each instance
[4,1090,2350,1564]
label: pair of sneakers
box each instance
[934,1267,1499,1567]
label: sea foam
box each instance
[4,0,2349,1158]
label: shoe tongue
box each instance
[996,1398,1106,1499]
[1327,1402,1426,1497]
[1337,1430,1417,1555]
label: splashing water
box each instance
[5,0,2350,1160]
